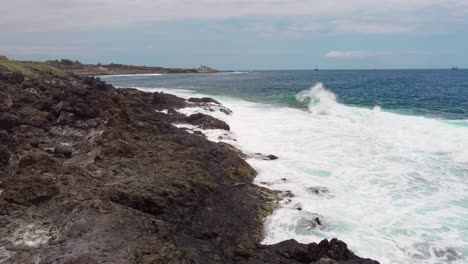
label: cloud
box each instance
[1,0,468,34]
[333,21,410,34]
[325,50,440,59]
[325,51,385,59]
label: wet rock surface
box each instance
[307,186,335,199]
[0,70,378,263]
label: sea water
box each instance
[102,70,468,264]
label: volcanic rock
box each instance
[152,92,186,109]
[188,97,221,104]
[188,113,230,130]
[0,68,378,264]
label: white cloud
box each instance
[325,51,385,59]
[333,21,411,34]
[325,50,439,59]
[1,0,468,34]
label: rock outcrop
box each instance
[188,113,231,130]
[0,70,379,264]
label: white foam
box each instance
[127,87,198,98]
[100,73,164,77]
[220,85,468,264]
[12,224,52,248]
[133,84,468,264]
[155,109,168,114]
[172,106,237,143]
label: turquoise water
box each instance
[102,71,468,264]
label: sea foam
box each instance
[134,83,468,264]
[222,83,468,264]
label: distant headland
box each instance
[0,56,220,76]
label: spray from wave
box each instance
[295,83,340,115]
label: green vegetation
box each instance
[0,60,64,77]
[1,57,218,76]
[46,59,84,68]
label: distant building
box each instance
[0,55,8,61]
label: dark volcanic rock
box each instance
[250,152,279,160]
[188,97,221,105]
[248,239,379,264]
[0,70,25,84]
[266,154,278,160]
[188,113,230,130]
[0,147,10,165]
[54,145,73,157]
[152,92,186,109]
[0,68,378,264]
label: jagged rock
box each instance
[0,147,10,165]
[16,106,50,127]
[0,70,24,84]
[0,113,20,129]
[18,150,54,168]
[152,92,186,109]
[249,239,379,264]
[188,113,230,130]
[54,145,73,157]
[1,174,58,205]
[30,138,41,148]
[83,76,112,90]
[0,91,13,111]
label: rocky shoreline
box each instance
[0,69,379,264]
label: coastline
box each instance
[0,69,378,263]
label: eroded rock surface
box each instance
[0,70,378,264]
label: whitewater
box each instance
[101,69,468,264]
[231,83,468,264]
[133,82,468,264]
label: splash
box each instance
[295,83,339,115]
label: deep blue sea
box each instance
[102,70,468,264]
[103,70,468,120]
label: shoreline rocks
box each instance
[0,70,379,263]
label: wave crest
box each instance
[295,83,339,115]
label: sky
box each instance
[1,0,468,70]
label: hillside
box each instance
[0,59,64,77]
[45,59,219,76]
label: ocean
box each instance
[101,70,468,264]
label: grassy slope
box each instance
[0,60,64,77]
